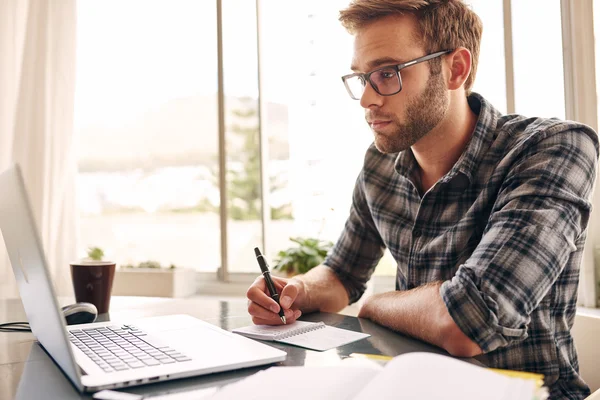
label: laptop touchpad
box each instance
[160,327,251,360]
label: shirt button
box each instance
[413,230,422,238]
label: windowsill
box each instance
[193,271,396,297]
[577,306,600,317]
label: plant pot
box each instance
[112,268,197,298]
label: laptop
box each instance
[0,164,286,393]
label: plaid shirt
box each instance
[324,93,599,399]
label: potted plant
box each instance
[86,246,105,261]
[112,260,197,298]
[272,237,333,277]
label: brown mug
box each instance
[70,261,116,314]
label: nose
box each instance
[359,81,383,109]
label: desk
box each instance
[0,296,480,399]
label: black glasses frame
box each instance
[341,50,453,100]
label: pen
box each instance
[254,247,286,324]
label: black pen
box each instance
[254,247,286,324]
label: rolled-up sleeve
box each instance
[441,129,598,353]
[324,169,386,304]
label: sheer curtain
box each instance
[0,0,78,298]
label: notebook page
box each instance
[232,321,323,341]
[207,365,380,400]
[278,325,371,351]
[353,352,537,400]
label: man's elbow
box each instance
[441,319,483,358]
[444,337,482,358]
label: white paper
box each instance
[232,321,370,351]
[92,390,143,400]
[205,352,538,400]
[353,352,536,400]
[207,366,380,400]
[278,325,370,351]
[149,387,218,400]
[232,321,324,340]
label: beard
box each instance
[368,70,449,154]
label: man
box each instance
[246,1,598,398]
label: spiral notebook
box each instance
[232,321,370,351]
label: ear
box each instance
[445,47,472,91]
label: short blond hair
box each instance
[339,0,482,93]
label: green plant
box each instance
[273,237,333,276]
[86,247,104,261]
[121,261,177,270]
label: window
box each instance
[74,1,590,290]
[468,0,507,113]
[75,1,220,272]
[222,0,263,273]
[593,1,600,307]
[512,0,565,118]
[259,0,379,272]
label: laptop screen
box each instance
[0,165,83,391]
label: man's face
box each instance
[351,15,449,154]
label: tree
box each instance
[227,97,261,220]
[227,97,291,220]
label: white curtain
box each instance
[0,0,78,298]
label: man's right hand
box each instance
[246,275,308,325]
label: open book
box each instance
[232,320,370,351]
[206,352,548,400]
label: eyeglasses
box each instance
[341,50,452,100]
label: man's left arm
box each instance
[358,282,482,356]
[359,128,599,356]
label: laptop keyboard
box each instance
[68,324,191,373]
